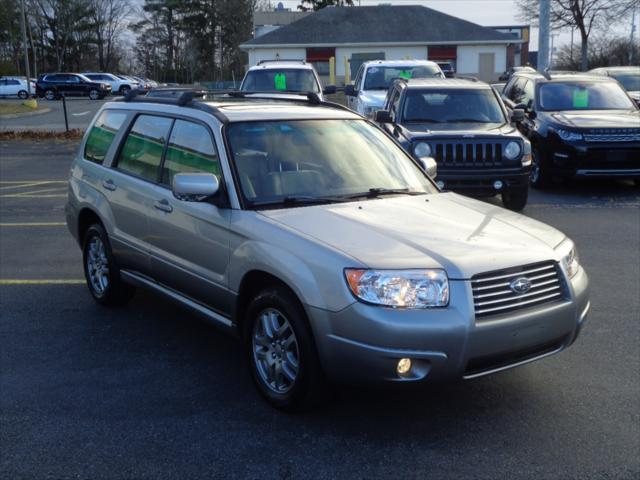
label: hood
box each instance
[402,122,516,137]
[360,90,387,108]
[549,109,640,129]
[259,193,565,279]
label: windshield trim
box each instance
[221,118,438,211]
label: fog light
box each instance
[397,358,412,375]
[493,180,503,190]
[436,180,445,189]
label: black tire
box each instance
[44,89,57,101]
[89,89,100,100]
[17,90,28,100]
[82,224,135,306]
[530,147,552,189]
[502,185,529,211]
[245,285,326,411]
[119,85,130,95]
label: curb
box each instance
[0,107,52,119]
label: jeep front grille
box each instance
[433,141,504,168]
[471,261,565,319]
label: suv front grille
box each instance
[433,141,504,168]
[471,261,564,319]
[584,129,640,143]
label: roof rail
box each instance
[257,59,306,66]
[225,90,355,113]
[122,90,229,123]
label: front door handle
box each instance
[102,179,116,191]
[154,199,173,213]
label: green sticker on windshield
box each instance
[398,70,413,80]
[274,73,287,91]
[573,88,589,108]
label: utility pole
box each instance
[19,0,32,97]
[538,0,550,72]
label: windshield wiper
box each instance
[445,118,487,123]
[251,195,350,208]
[344,188,427,199]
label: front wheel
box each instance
[502,185,529,211]
[17,90,28,99]
[530,148,552,189]
[245,286,326,411]
[119,85,130,95]
[89,89,100,100]
[82,224,135,306]
[44,89,57,101]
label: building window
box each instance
[306,48,335,76]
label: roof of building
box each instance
[242,5,520,48]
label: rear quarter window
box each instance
[84,110,128,164]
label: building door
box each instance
[478,53,495,82]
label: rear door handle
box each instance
[102,179,116,191]
[154,198,173,213]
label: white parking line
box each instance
[0,222,66,227]
[0,279,85,285]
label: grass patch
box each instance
[0,100,47,116]
[0,129,84,140]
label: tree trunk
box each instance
[580,34,588,71]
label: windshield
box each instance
[539,82,635,110]
[226,119,436,207]
[364,65,443,90]
[611,73,640,92]
[242,69,320,93]
[402,89,506,123]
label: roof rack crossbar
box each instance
[120,94,229,123]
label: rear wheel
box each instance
[530,148,552,189]
[82,224,135,306]
[502,185,529,211]
[44,89,56,101]
[245,286,326,411]
[17,90,28,99]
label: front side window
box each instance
[84,110,128,164]
[116,115,173,181]
[538,82,636,111]
[364,65,443,91]
[242,69,320,93]
[226,119,436,207]
[402,89,506,124]
[161,120,221,185]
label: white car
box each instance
[0,77,36,99]
[240,60,335,100]
[345,60,444,117]
[84,73,137,95]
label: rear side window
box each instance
[161,120,220,186]
[117,115,173,181]
[84,110,128,164]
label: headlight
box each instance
[555,128,583,142]
[344,269,449,308]
[504,141,521,160]
[556,239,580,279]
[413,142,432,158]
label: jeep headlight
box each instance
[504,141,521,160]
[555,128,583,142]
[345,269,449,308]
[413,142,432,158]
[556,239,580,278]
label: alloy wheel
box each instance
[252,308,300,394]
[45,90,55,100]
[530,151,541,184]
[86,236,109,296]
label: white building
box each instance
[241,5,527,83]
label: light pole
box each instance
[19,0,32,98]
[538,0,550,72]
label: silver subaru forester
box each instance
[66,93,590,410]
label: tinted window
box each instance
[84,110,128,164]
[8,79,20,85]
[364,65,443,90]
[161,120,220,185]
[117,115,173,181]
[539,82,635,110]
[242,69,319,93]
[402,89,505,123]
[611,73,640,92]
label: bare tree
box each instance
[91,0,132,72]
[516,0,638,71]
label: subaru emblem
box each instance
[509,277,532,294]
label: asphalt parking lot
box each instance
[1,140,639,479]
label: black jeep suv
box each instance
[502,71,640,187]
[375,78,531,211]
[36,73,111,100]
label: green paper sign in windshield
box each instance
[398,70,413,80]
[274,73,287,90]
[573,88,589,108]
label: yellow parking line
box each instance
[0,181,52,191]
[0,279,85,285]
[0,222,66,227]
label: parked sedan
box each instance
[36,73,111,100]
[0,77,35,99]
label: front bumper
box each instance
[309,266,589,384]
[437,169,530,196]
[548,143,640,179]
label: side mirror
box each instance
[513,102,527,111]
[344,84,356,96]
[172,173,219,201]
[323,85,336,95]
[374,110,392,123]
[416,156,437,178]
[510,108,525,123]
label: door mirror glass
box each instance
[510,108,525,123]
[172,173,219,201]
[374,109,392,123]
[344,84,356,96]
[416,156,437,178]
